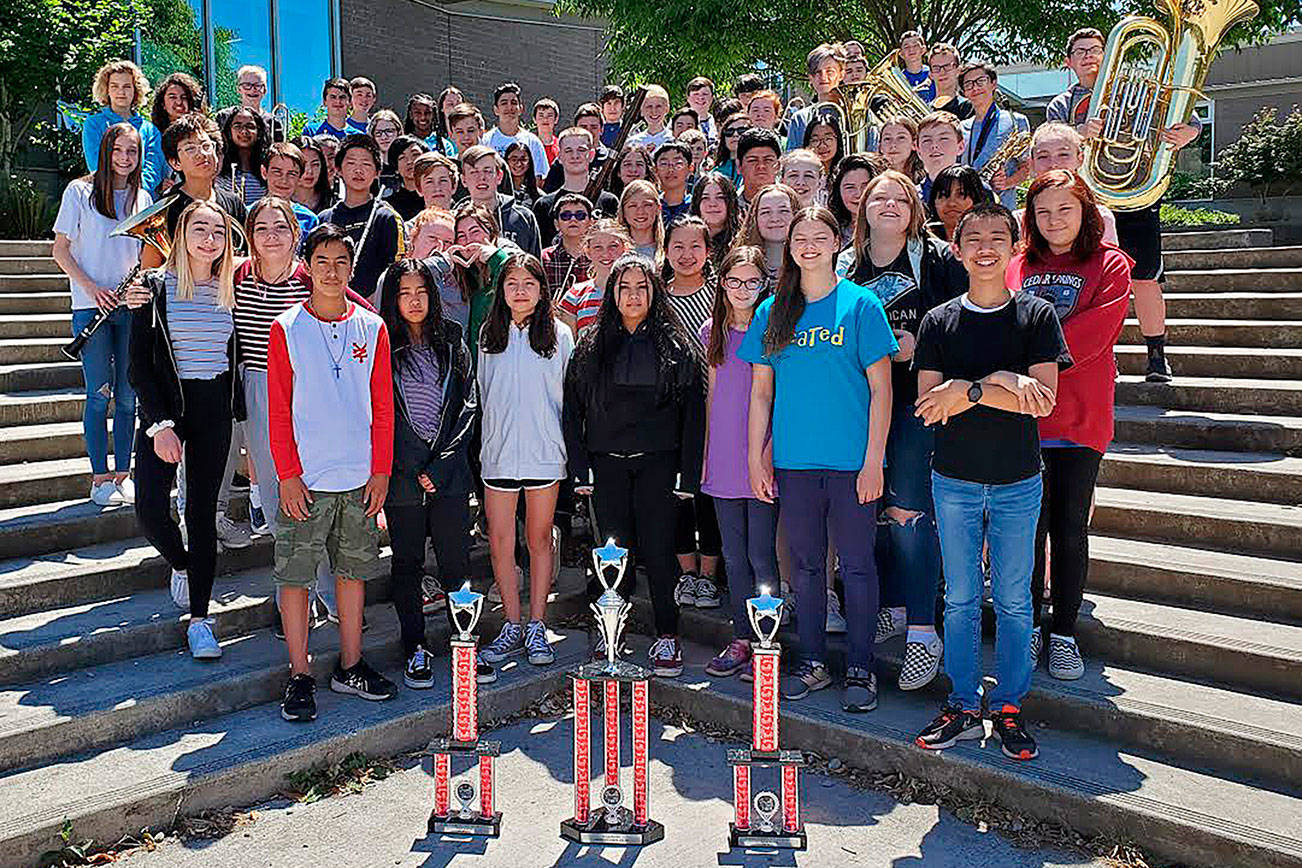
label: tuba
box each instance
[63,195,175,360]
[1081,0,1258,211]
[861,50,932,126]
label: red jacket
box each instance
[1007,244,1133,454]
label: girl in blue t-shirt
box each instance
[740,206,897,714]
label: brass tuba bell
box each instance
[1081,0,1259,210]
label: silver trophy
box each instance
[591,539,632,675]
[746,589,784,650]
[448,581,485,642]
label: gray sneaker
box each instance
[481,621,524,663]
[825,589,847,634]
[781,661,832,701]
[1047,634,1085,680]
[524,620,555,665]
[693,576,722,608]
[842,666,877,713]
[215,514,252,550]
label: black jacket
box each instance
[128,270,246,430]
[389,320,478,507]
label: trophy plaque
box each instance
[427,582,502,837]
[560,540,664,846]
[728,589,806,849]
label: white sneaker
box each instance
[874,607,906,644]
[114,477,135,504]
[186,618,222,659]
[170,569,190,610]
[825,589,847,634]
[216,515,252,549]
[673,573,699,607]
[90,480,121,506]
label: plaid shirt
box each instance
[541,242,591,300]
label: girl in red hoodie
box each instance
[1007,169,1131,681]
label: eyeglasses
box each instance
[722,276,765,291]
[179,140,218,156]
[656,158,688,170]
[238,82,266,91]
[557,210,590,222]
[929,60,957,73]
[1071,46,1105,58]
[960,75,992,91]
[373,126,399,137]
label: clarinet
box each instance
[62,265,139,360]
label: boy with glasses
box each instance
[217,65,285,142]
[305,78,352,140]
[927,45,974,121]
[148,114,247,266]
[1046,26,1197,382]
[483,83,549,181]
[541,193,593,298]
[958,62,1030,209]
[786,43,846,152]
[534,127,618,244]
[654,141,694,223]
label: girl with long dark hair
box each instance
[150,72,206,194]
[828,153,885,246]
[383,134,431,220]
[216,107,269,206]
[504,141,541,208]
[293,137,334,213]
[802,107,845,177]
[741,206,896,712]
[476,254,574,667]
[690,172,742,267]
[711,113,748,184]
[563,255,704,677]
[1009,170,1131,681]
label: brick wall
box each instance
[340,0,609,124]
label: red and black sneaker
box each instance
[915,704,984,750]
[992,705,1039,760]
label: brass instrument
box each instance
[979,129,1032,186]
[861,50,932,125]
[1082,0,1258,210]
[62,195,176,360]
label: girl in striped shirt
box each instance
[557,219,631,339]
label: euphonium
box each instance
[1081,0,1259,211]
[861,50,932,126]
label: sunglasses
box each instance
[557,210,590,222]
[724,126,748,137]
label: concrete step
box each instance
[0,258,59,276]
[1163,292,1302,319]
[653,637,1302,868]
[1166,268,1302,293]
[1113,405,1302,457]
[0,292,69,314]
[0,314,72,339]
[0,338,72,366]
[0,420,109,464]
[1100,443,1302,504]
[1121,319,1302,348]
[0,390,84,427]
[0,535,272,619]
[1115,345,1302,380]
[0,241,53,257]
[1114,375,1302,416]
[1090,536,1302,624]
[0,457,95,508]
[1164,228,1273,250]
[0,630,585,868]
[0,273,67,293]
[0,362,82,393]
[1091,486,1302,560]
[1166,245,1302,270]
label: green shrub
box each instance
[1160,203,1241,227]
[0,176,56,239]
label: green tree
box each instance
[1204,104,1302,208]
[0,0,146,173]
[556,0,1298,97]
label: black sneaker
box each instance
[841,666,878,713]
[992,705,1039,760]
[915,704,984,750]
[1145,349,1173,383]
[405,645,435,689]
[310,596,330,628]
[281,673,317,722]
[230,472,251,492]
[330,658,397,701]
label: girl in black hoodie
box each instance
[379,259,478,689]
[563,254,704,678]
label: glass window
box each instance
[211,0,274,110]
[140,0,203,90]
[276,0,335,119]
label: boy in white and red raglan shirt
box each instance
[268,223,395,723]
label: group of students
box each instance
[52,25,1184,758]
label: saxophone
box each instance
[1081,0,1259,210]
[979,129,1032,186]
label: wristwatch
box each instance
[966,381,983,404]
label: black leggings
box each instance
[674,491,722,561]
[1032,446,1103,637]
[134,376,233,619]
[590,451,679,636]
[387,491,472,658]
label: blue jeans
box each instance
[713,496,780,639]
[932,470,1042,712]
[878,406,941,627]
[775,469,879,670]
[72,308,135,475]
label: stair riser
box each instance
[1115,349,1302,380]
[0,398,83,428]
[0,242,54,257]
[1089,557,1302,626]
[0,668,570,868]
[0,259,59,275]
[0,294,69,314]
[1091,503,1297,560]
[1164,295,1302,319]
[0,365,82,394]
[0,471,93,509]
[1121,322,1302,348]
[1164,229,1272,250]
[0,275,67,292]
[1166,248,1302,270]
[1114,381,1302,416]
[0,319,70,339]
[0,344,68,365]
[1098,456,1302,505]
[1113,417,1302,458]
[1166,271,1302,293]
[0,430,95,464]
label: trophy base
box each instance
[429,811,501,838]
[729,823,806,850]
[574,660,651,682]
[560,812,664,846]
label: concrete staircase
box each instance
[0,233,1298,867]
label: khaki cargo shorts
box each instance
[273,486,381,586]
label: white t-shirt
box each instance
[628,127,672,151]
[53,179,153,310]
[482,127,550,177]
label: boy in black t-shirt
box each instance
[318,134,405,301]
[911,203,1071,762]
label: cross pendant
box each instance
[332,363,341,379]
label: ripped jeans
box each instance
[876,405,942,628]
